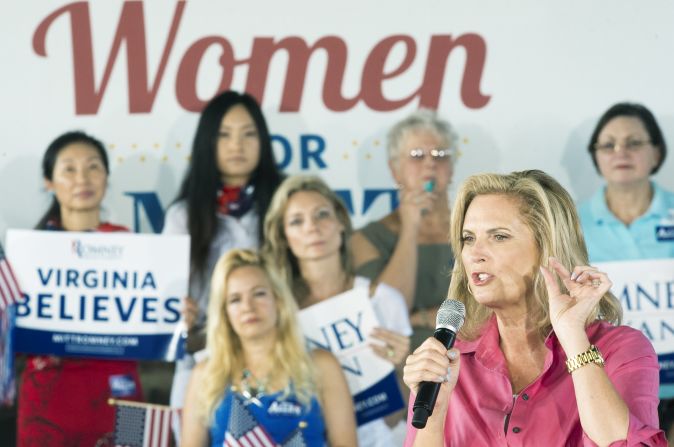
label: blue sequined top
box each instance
[209,388,326,447]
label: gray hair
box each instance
[386,109,458,162]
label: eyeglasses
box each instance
[408,148,454,162]
[594,139,651,154]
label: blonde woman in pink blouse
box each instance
[403,170,665,446]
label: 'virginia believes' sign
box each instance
[6,230,189,361]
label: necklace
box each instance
[237,369,270,407]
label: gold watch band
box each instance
[565,344,605,373]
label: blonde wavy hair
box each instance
[448,170,622,340]
[198,249,316,422]
[263,175,353,304]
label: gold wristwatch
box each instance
[565,345,605,373]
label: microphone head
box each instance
[436,299,466,333]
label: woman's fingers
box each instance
[572,270,612,297]
[403,364,447,389]
[569,264,598,281]
[405,341,452,378]
[550,257,612,291]
[370,343,401,365]
[406,349,450,376]
[182,296,198,330]
[400,189,434,212]
[547,257,577,291]
[370,328,410,364]
[573,268,602,286]
[403,341,461,395]
[403,357,448,393]
[413,337,450,356]
[539,264,560,297]
[371,328,409,350]
[371,327,404,342]
[546,258,612,296]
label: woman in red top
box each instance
[18,131,142,447]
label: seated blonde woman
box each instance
[181,249,356,447]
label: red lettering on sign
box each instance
[33,2,491,114]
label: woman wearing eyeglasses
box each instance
[579,103,673,264]
[350,109,457,351]
[578,102,674,435]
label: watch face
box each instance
[591,345,605,366]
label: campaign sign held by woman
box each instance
[6,229,189,361]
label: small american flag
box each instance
[0,307,15,406]
[225,396,278,447]
[0,243,22,311]
[112,399,174,447]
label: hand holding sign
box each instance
[369,327,409,366]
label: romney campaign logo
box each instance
[71,240,124,260]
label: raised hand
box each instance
[398,186,435,231]
[540,257,612,350]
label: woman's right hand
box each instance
[398,187,434,232]
[403,337,461,411]
[182,296,198,331]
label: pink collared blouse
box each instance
[404,316,666,446]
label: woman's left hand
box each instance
[370,328,410,366]
[540,257,612,344]
[182,296,199,331]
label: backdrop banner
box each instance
[1,1,673,237]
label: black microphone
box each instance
[411,299,466,429]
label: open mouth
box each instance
[471,272,494,286]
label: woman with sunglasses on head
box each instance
[579,102,673,266]
[163,91,283,438]
[578,102,674,435]
[350,109,457,351]
[18,131,143,447]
